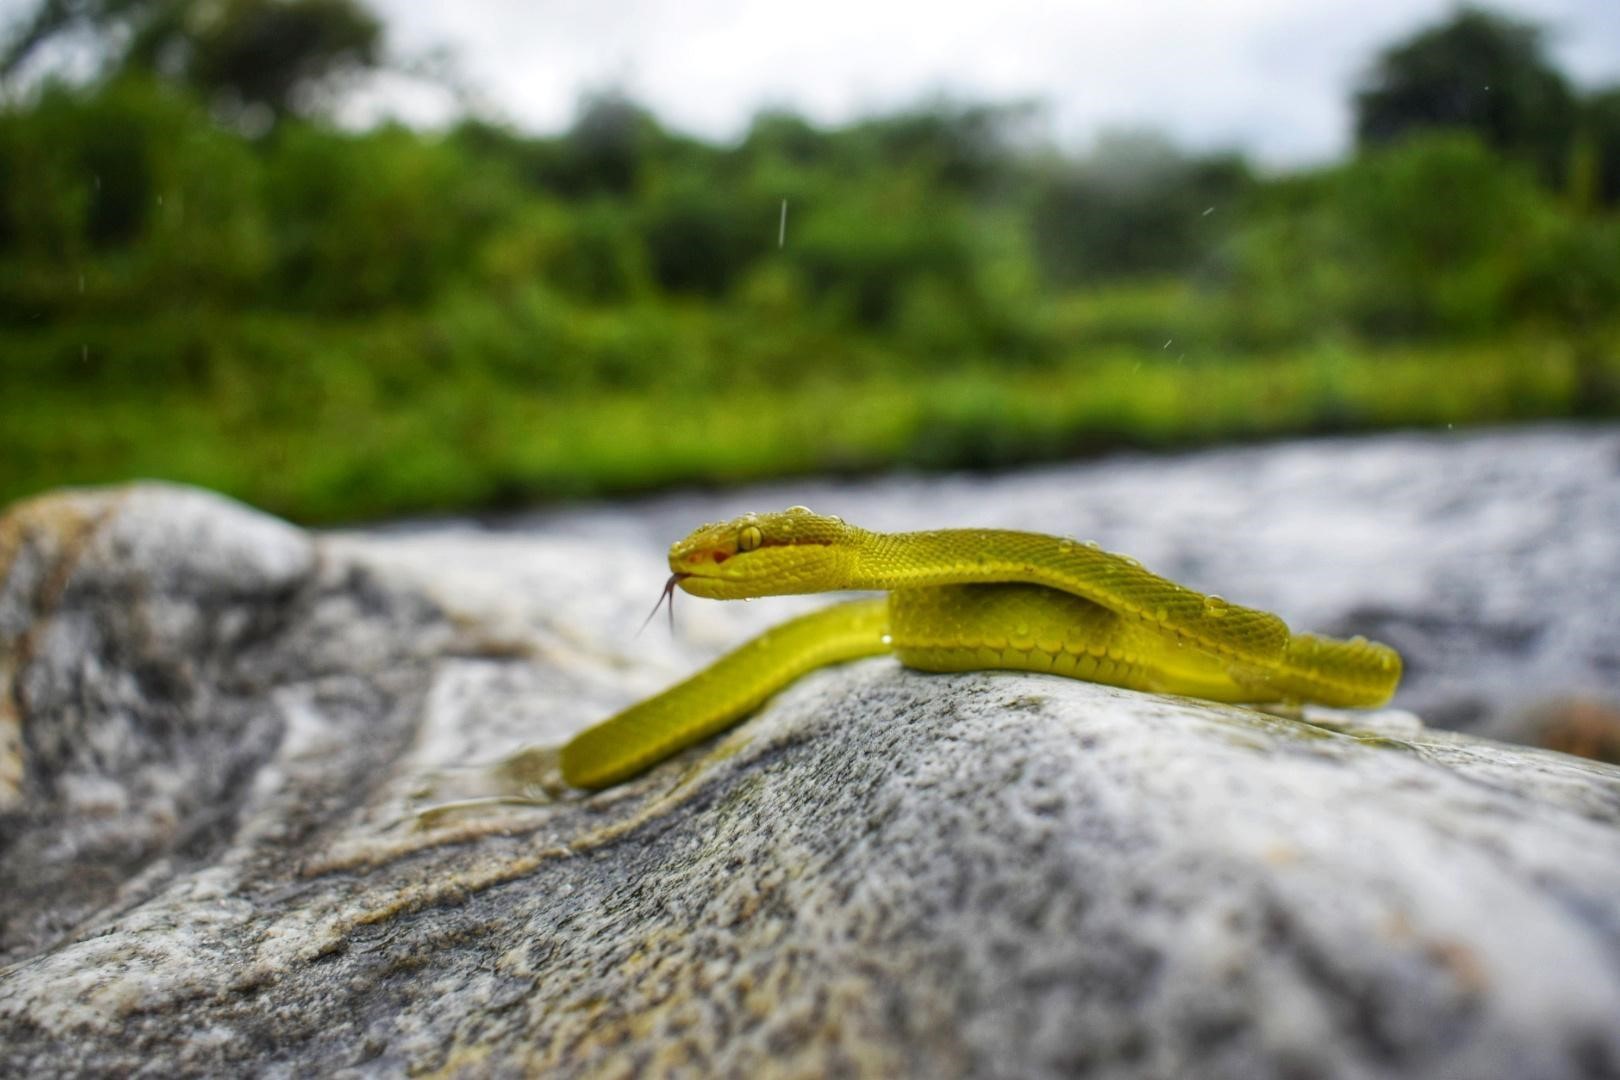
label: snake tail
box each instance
[1237,632,1403,708]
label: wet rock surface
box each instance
[2,427,1618,1078]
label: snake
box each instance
[560,506,1402,789]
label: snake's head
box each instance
[669,506,859,598]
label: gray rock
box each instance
[3,481,1620,1079]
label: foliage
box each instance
[1223,133,1567,341]
[1579,87,1620,207]
[136,0,382,121]
[0,77,271,316]
[262,122,510,311]
[1353,6,1576,185]
[1031,131,1251,285]
[2,298,1607,522]
[0,5,1618,521]
[1,0,383,121]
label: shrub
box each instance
[0,77,270,319]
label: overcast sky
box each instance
[358,0,1620,166]
[2,0,1616,165]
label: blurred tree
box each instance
[135,0,380,122]
[741,110,831,168]
[1,0,382,123]
[846,101,1037,196]
[263,122,509,311]
[555,92,663,196]
[1335,132,1552,335]
[793,178,986,335]
[1223,132,1574,343]
[0,78,272,318]
[1353,6,1576,185]
[0,0,141,76]
[638,175,762,297]
[1579,86,1620,207]
[476,199,650,303]
[465,93,673,199]
[1031,130,1251,284]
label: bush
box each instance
[1031,132,1252,285]
[0,78,271,319]
[476,200,651,303]
[637,175,766,297]
[1516,214,1620,325]
[792,178,979,330]
[263,122,517,312]
[1224,132,1566,341]
[1338,132,1552,334]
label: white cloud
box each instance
[5,0,1614,164]
[371,0,1620,164]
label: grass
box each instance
[2,303,1610,524]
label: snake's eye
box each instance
[738,525,763,552]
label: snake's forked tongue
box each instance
[636,573,689,637]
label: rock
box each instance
[3,481,1620,1078]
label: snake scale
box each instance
[561,507,1402,789]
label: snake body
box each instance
[561,507,1402,789]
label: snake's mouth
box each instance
[675,571,760,600]
[674,570,725,586]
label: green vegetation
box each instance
[2,4,1618,522]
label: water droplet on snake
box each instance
[1203,595,1229,618]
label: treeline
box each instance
[6,81,1616,356]
[1,4,1618,519]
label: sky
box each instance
[357,0,1620,166]
[1,0,1617,165]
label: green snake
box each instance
[560,507,1402,789]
